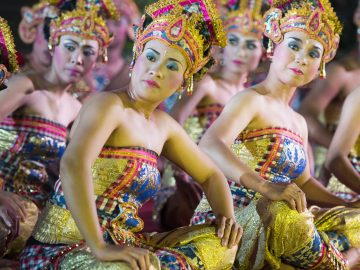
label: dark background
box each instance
[1,0,359,59]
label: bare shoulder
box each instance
[6,74,35,94]
[81,92,124,113]
[293,110,308,139]
[225,88,264,111]
[343,86,360,112]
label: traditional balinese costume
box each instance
[192,1,360,269]
[20,1,238,269]
[0,16,26,257]
[157,0,265,230]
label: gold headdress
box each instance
[221,0,264,39]
[263,0,342,78]
[49,2,113,61]
[132,0,226,94]
[18,0,60,44]
[0,17,22,87]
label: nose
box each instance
[237,46,247,58]
[295,52,307,66]
[71,51,83,65]
[148,63,164,79]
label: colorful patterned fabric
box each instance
[20,146,237,269]
[184,103,223,144]
[0,114,67,207]
[192,127,360,269]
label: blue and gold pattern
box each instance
[21,146,237,269]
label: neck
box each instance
[27,52,47,73]
[43,69,72,94]
[219,68,248,88]
[260,69,297,104]
[125,87,159,120]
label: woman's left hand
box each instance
[215,215,242,248]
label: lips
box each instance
[232,60,244,65]
[67,68,82,76]
[289,67,304,75]
[143,80,160,88]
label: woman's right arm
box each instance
[325,87,360,194]
[60,94,150,269]
[199,92,307,212]
[0,75,33,121]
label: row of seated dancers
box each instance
[0,0,359,269]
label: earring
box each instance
[102,48,108,63]
[319,61,326,79]
[129,72,132,78]
[186,75,194,96]
[48,43,53,51]
[267,40,274,58]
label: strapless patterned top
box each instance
[0,114,67,206]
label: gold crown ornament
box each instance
[18,0,61,44]
[49,3,113,62]
[132,0,227,95]
[263,0,342,78]
[221,0,264,39]
[0,17,22,87]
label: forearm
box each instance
[304,116,332,147]
[300,177,348,207]
[200,139,269,193]
[200,171,234,218]
[326,155,360,194]
[60,156,106,253]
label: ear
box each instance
[18,19,37,44]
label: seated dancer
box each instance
[0,16,27,258]
[157,0,265,230]
[0,3,110,256]
[192,0,360,269]
[325,86,360,200]
[90,0,141,92]
[20,0,242,269]
[298,1,360,179]
[18,0,59,73]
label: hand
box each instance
[0,191,26,224]
[347,199,360,208]
[215,215,242,248]
[93,244,151,270]
[262,182,307,213]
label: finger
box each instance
[235,226,243,245]
[216,216,226,238]
[221,218,233,247]
[227,223,241,248]
[144,251,150,269]
[294,194,303,213]
[300,191,307,212]
[286,198,296,211]
[128,258,140,270]
[136,254,146,270]
[0,211,12,228]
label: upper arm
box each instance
[0,75,33,120]
[327,88,360,161]
[161,116,219,183]
[200,91,259,147]
[64,94,121,167]
[299,64,346,116]
[170,75,213,124]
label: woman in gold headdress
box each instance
[192,0,360,269]
[156,0,266,231]
[0,3,110,256]
[19,0,242,269]
[0,17,28,259]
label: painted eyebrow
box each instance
[64,39,96,50]
[147,48,184,67]
[288,37,322,51]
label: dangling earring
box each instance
[48,43,53,51]
[102,48,108,63]
[267,40,274,58]
[186,75,194,96]
[128,72,132,78]
[319,61,326,79]
[219,49,224,66]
